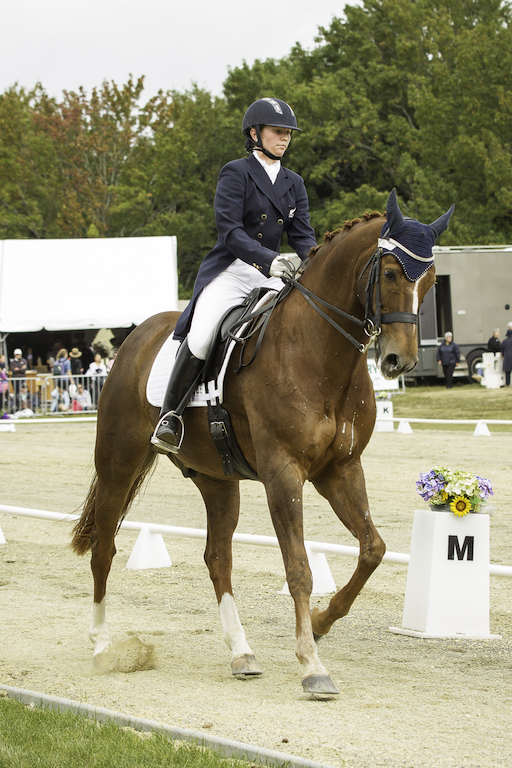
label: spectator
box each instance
[501,322,512,387]
[107,349,118,372]
[85,353,108,405]
[9,348,27,411]
[73,382,92,411]
[0,354,8,412]
[437,332,460,389]
[487,329,501,353]
[51,386,70,412]
[69,348,84,376]
[52,348,73,389]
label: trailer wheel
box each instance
[465,348,487,382]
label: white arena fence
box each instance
[2,374,105,417]
[1,504,511,595]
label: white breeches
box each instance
[186,258,284,360]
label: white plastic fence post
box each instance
[474,420,491,436]
[0,524,6,545]
[279,544,336,596]
[397,419,413,434]
[125,525,172,570]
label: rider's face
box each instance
[251,125,292,162]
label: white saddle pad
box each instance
[146,335,236,408]
[146,292,277,408]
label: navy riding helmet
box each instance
[242,98,301,159]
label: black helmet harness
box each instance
[242,98,301,161]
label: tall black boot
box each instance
[150,340,204,454]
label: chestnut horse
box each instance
[72,191,452,694]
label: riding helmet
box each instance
[241,98,301,137]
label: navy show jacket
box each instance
[174,153,317,340]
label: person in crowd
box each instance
[52,348,73,389]
[51,386,70,412]
[0,354,8,412]
[437,332,460,389]
[107,350,118,372]
[487,328,501,353]
[151,97,318,454]
[9,348,27,411]
[501,322,512,387]
[72,382,93,411]
[85,353,108,405]
[69,348,84,376]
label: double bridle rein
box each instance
[228,241,419,368]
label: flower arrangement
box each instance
[416,467,493,517]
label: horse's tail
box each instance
[71,473,99,555]
[71,451,158,555]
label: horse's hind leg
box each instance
[88,446,156,662]
[193,474,262,677]
[311,459,386,638]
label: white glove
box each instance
[269,253,302,278]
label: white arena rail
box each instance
[1,504,511,594]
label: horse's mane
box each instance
[310,211,384,256]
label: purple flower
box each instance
[416,470,446,501]
[476,476,493,500]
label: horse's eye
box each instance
[384,269,396,281]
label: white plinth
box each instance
[375,400,394,432]
[390,507,499,639]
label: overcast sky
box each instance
[1,0,357,101]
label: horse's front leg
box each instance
[311,458,386,637]
[193,474,262,677]
[263,467,339,695]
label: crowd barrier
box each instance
[2,373,106,417]
[1,504,511,596]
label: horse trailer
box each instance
[409,244,512,381]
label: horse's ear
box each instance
[385,189,404,233]
[430,204,455,240]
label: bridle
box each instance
[228,237,420,367]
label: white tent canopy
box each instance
[0,236,178,333]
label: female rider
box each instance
[151,97,318,454]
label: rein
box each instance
[227,241,419,368]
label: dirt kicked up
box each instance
[1,421,512,768]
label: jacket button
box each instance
[277,218,284,225]
[261,214,267,220]
[257,232,263,238]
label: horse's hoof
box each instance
[302,674,340,695]
[231,654,263,676]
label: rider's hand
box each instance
[269,254,302,279]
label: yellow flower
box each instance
[451,496,471,517]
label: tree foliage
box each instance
[1,0,512,295]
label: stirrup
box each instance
[150,412,185,455]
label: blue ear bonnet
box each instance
[379,190,455,281]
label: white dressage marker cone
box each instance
[280,544,336,596]
[390,507,500,639]
[125,525,172,570]
[0,524,6,545]
[397,419,413,434]
[474,420,491,436]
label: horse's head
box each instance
[370,190,454,378]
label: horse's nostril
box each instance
[385,354,399,370]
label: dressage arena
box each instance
[1,420,512,768]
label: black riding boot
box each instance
[150,340,204,454]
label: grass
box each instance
[0,698,256,768]
[391,381,512,431]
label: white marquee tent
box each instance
[0,236,178,334]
